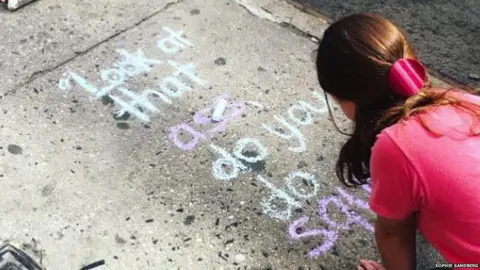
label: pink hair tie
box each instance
[388,58,427,97]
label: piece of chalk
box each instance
[211,98,228,122]
[6,0,37,10]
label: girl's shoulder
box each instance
[445,88,480,107]
[387,88,479,141]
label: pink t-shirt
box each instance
[369,91,480,263]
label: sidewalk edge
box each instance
[235,0,478,92]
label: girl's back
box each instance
[370,91,480,262]
[316,13,480,268]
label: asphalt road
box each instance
[288,0,480,89]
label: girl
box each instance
[315,13,480,270]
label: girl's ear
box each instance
[337,99,356,121]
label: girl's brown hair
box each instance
[316,13,480,187]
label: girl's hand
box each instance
[358,259,386,270]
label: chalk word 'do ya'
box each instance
[169,95,246,151]
[262,90,328,153]
[59,27,206,122]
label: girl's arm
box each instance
[368,133,422,269]
[375,214,417,270]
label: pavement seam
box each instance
[0,0,185,100]
[283,0,331,23]
[233,0,282,23]
[233,0,317,39]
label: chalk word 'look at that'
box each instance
[59,27,205,122]
[262,90,328,153]
[289,186,373,257]
[169,94,246,151]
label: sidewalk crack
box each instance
[1,0,185,99]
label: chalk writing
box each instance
[157,27,194,54]
[210,137,269,180]
[336,187,370,210]
[233,138,268,163]
[111,87,159,121]
[209,91,328,178]
[262,91,328,153]
[255,171,321,220]
[170,124,208,151]
[204,90,372,227]
[195,95,245,133]
[58,26,203,122]
[362,184,372,194]
[288,216,338,257]
[169,95,246,151]
[116,60,205,119]
[286,171,320,199]
[318,196,373,232]
[66,48,163,96]
[288,187,373,257]
[287,97,328,126]
[262,116,307,153]
[257,174,302,221]
[149,25,375,259]
[206,90,374,256]
[56,21,375,260]
[210,143,248,181]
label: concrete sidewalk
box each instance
[0,0,443,269]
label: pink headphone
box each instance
[388,58,427,97]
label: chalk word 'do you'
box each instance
[261,90,328,153]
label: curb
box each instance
[282,0,478,92]
[236,0,477,92]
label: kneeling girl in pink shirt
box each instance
[315,13,480,270]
